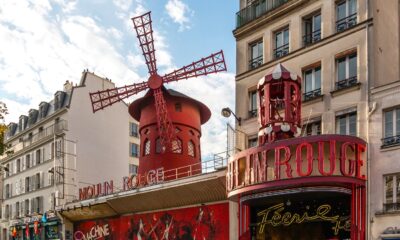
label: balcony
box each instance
[249,55,263,70]
[336,13,357,32]
[274,43,289,59]
[382,135,400,148]
[335,76,357,91]
[236,0,290,29]
[303,29,321,46]
[1,120,67,160]
[303,88,321,101]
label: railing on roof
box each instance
[236,0,290,29]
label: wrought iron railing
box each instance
[236,0,290,29]
[303,29,321,46]
[335,76,357,90]
[336,13,357,32]
[274,43,289,59]
[249,55,263,70]
[303,88,321,101]
[384,203,400,212]
[382,135,400,147]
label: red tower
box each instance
[257,63,302,145]
[88,12,226,176]
[129,88,211,175]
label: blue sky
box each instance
[0,0,238,156]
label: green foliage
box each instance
[0,101,8,155]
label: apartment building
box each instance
[0,71,139,239]
[233,0,399,239]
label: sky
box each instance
[0,0,239,158]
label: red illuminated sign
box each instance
[227,135,367,195]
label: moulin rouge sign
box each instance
[227,135,366,195]
[79,168,164,200]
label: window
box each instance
[175,103,182,112]
[336,111,357,136]
[303,12,321,46]
[384,173,400,212]
[36,149,41,165]
[303,66,321,101]
[383,108,400,146]
[336,0,357,32]
[16,159,21,173]
[248,137,258,148]
[302,119,321,136]
[336,52,357,90]
[156,138,163,154]
[25,199,29,215]
[49,168,55,186]
[129,164,138,176]
[274,27,289,58]
[144,139,151,156]
[172,138,182,154]
[5,184,10,199]
[249,40,263,69]
[25,177,30,192]
[5,205,9,220]
[130,122,139,137]
[25,154,31,169]
[15,202,20,219]
[38,126,44,138]
[188,140,195,157]
[36,173,41,189]
[35,196,43,213]
[130,143,139,157]
[249,90,258,118]
[5,163,9,177]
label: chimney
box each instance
[64,80,73,92]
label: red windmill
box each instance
[89,12,227,173]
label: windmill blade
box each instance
[153,88,181,153]
[132,12,157,75]
[162,50,227,84]
[90,82,148,113]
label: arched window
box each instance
[171,138,182,153]
[188,140,195,157]
[175,127,181,134]
[144,139,151,156]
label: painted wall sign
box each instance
[383,226,400,234]
[74,203,229,239]
[227,135,366,195]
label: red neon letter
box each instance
[275,146,292,180]
[318,141,336,176]
[340,142,356,176]
[356,143,366,179]
[295,142,313,177]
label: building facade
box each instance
[234,0,400,239]
[0,71,139,239]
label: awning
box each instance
[60,170,227,222]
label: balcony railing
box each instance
[303,29,321,46]
[382,135,400,147]
[249,55,263,70]
[336,13,357,32]
[303,88,321,101]
[384,203,400,212]
[236,0,290,29]
[335,76,357,90]
[2,120,67,159]
[274,43,289,59]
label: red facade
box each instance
[73,203,229,240]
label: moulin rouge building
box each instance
[48,11,368,240]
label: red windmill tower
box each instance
[257,63,302,145]
[89,12,227,175]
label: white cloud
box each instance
[165,0,192,31]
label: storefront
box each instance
[227,135,367,240]
[9,212,61,240]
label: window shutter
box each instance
[20,201,24,217]
[1,205,5,219]
[40,172,44,188]
[42,147,45,162]
[9,183,12,198]
[39,197,44,213]
[32,175,37,191]
[30,198,34,213]
[31,153,34,167]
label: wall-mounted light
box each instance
[221,107,241,126]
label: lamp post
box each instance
[221,107,241,126]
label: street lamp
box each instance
[221,107,241,126]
